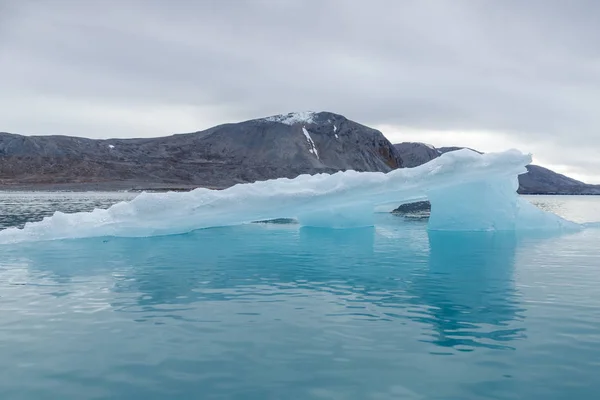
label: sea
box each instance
[0,192,599,400]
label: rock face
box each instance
[394,142,600,195]
[393,142,440,168]
[0,112,400,189]
[392,201,431,214]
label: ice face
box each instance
[0,149,581,243]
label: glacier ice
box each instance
[0,149,581,243]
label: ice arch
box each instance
[0,149,580,243]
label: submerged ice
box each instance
[0,149,581,243]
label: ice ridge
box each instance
[0,149,581,243]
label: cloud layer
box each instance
[1,0,599,182]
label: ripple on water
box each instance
[0,194,599,399]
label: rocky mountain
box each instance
[392,142,440,168]
[0,112,400,190]
[517,165,600,194]
[1,112,597,194]
[394,142,600,195]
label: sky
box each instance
[1,0,599,183]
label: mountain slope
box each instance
[517,165,597,194]
[392,142,440,168]
[394,142,600,194]
[2,113,596,194]
[0,112,401,189]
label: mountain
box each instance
[394,142,600,195]
[1,112,597,194]
[517,165,600,194]
[0,112,400,190]
[392,142,440,168]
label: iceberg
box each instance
[0,149,581,243]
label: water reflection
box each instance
[1,221,548,354]
[414,231,526,350]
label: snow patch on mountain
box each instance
[302,127,319,159]
[263,111,316,125]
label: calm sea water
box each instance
[1,192,599,399]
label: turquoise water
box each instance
[1,193,599,399]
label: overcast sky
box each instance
[1,0,599,183]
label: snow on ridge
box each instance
[302,126,319,159]
[423,143,436,150]
[108,144,115,149]
[263,111,316,125]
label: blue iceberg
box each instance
[0,149,580,243]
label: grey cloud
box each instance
[1,0,599,181]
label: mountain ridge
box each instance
[0,112,400,190]
[1,112,598,194]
